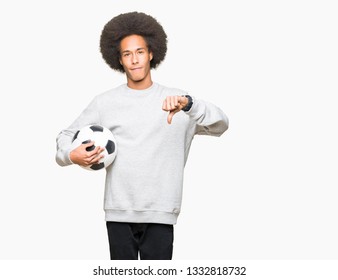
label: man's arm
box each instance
[162,95,229,136]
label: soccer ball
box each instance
[71,124,117,171]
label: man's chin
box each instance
[130,77,144,83]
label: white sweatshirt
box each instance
[56,83,229,224]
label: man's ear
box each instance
[149,52,153,61]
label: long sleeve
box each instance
[55,97,100,167]
[186,97,229,136]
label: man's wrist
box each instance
[182,95,193,112]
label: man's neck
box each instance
[127,80,153,90]
[127,74,153,90]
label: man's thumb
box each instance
[167,111,175,124]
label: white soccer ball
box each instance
[71,124,117,171]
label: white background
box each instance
[0,0,337,261]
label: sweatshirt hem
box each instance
[105,209,179,225]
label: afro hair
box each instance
[100,11,167,73]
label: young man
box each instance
[56,12,229,260]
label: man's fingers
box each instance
[82,142,103,155]
[174,95,179,108]
[163,96,180,111]
[85,145,103,158]
[166,96,171,110]
[90,146,105,157]
[163,96,188,111]
[167,96,178,110]
[85,146,104,165]
[90,151,104,164]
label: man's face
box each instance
[119,34,153,87]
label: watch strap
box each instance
[182,95,193,112]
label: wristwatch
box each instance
[182,95,193,112]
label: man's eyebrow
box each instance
[121,47,146,53]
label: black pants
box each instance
[106,222,174,260]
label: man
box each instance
[56,11,229,260]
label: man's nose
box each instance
[132,53,138,64]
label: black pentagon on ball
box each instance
[72,130,80,142]
[106,140,115,154]
[90,162,105,170]
[90,125,104,132]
